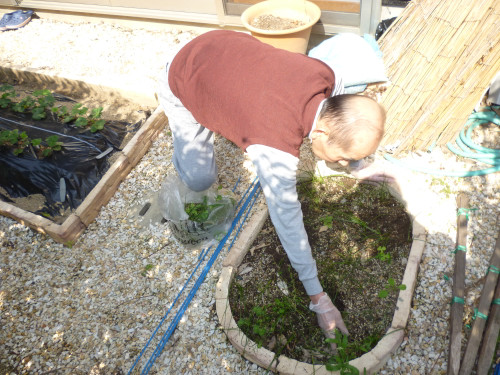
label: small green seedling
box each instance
[320,215,334,228]
[237,297,293,348]
[53,103,106,132]
[375,246,391,263]
[141,264,154,277]
[31,89,56,120]
[0,130,63,158]
[42,135,63,157]
[378,278,406,299]
[89,107,106,133]
[56,103,88,124]
[325,329,361,374]
[12,96,36,113]
[0,129,30,156]
[238,305,272,347]
[0,85,15,109]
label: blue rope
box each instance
[127,246,212,375]
[234,177,258,212]
[129,178,261,374]
[141,181,261,374]
[227,184,262,252]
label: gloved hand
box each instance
[348,159,396,184]
[309,293,349,349]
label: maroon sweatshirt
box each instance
[168,30,335,158]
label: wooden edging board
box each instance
[216,173,428,374]
[0,106,167,245]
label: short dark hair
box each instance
[318,94,385,151]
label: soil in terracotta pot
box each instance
[228,176,412,365]
[251,15,307,31]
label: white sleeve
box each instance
[246,145,323,296]
[331,71,345,96]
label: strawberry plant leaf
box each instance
[31,138,42,147]
[74,117,88,128]
[90,107,103,119]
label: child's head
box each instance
[310,94,386,165]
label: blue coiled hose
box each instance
[384,107,500,177]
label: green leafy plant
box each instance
[325,329,361,374]
[378,278,406,299]
[8,89,55,119]
[0,129,63,157]
[374,246,392,263]
[184,196,224,223]
[320,215,334,228]
[11,95,36,114]
[53,103,106,133]
[0,86,107,131]
[31,89,56,120]
[41,135,63,157]
[237,298,292,348]
[55,103,88,124]
[0,85,16,109]
[0,129,30,155]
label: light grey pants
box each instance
[157,62,217,192]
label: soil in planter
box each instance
[228,176,412,365]
[251,14,307,31]
[0,83,151,223]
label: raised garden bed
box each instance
[0,67,167,245]
[216,171,428,374]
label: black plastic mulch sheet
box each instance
[0,111,142,218]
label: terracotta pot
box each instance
[241,0,321,54]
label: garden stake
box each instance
[447,193,469,375]
[476,274,500,375]
[461,230,500,375]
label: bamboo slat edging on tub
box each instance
[216,182,428,374]
[0,107,168,244]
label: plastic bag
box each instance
[158,174,236,248]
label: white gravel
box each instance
[0,16,499,375]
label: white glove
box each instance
[309,293,349,347]
[349,159,396,183]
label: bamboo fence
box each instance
[377,0,500,153]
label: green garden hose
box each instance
[384,107,500,177]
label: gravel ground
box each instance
[0,16,499,375]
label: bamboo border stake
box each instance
[447,193,469,375]
[464,231,500,375]
[476,275,500,375]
